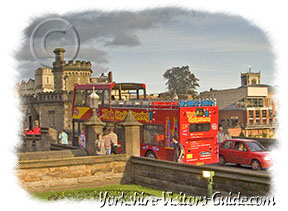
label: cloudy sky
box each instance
[15,7,274,94]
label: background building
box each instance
[19,48,112,143]
[200,68,276,138]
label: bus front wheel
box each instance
[145,151,156,159]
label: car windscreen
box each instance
[246,141,266,152]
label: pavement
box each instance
[206,163,271,176]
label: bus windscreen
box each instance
[189,123,210,132]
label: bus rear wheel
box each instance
[145,151,156,159]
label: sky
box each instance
[15,7,274,94]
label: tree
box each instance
[163,66,199,99]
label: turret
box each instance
[53,48,66,69]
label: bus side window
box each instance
[103,89,110,106]
[143,124,164,146]
[74,90,86,106]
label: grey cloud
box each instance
[105,33,140,47]
[16,8,185,79]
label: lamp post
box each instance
[202,170,215,198]
[83,87,105,155]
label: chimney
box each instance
[108,71,113,82]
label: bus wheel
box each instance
[219,155,226,166]
[145,151,156,159]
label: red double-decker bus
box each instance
[72,82,219,165]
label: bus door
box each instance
[165,137,174,161]
[164,117,177,162]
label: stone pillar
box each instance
[25,134,33,152]
[84,110,105,156]
[118,110,142,157]
[40,127,51,151]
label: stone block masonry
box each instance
[18,154,129,193]
[17,153,270,196]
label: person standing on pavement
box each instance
[103,129,112,155]
[172,135,184,163]
[217,126,225,149]
[95,133,104,155]
[109,127,119,154]
[58,129,69,145]
[78,128,87,149]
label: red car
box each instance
[219,139,271,170]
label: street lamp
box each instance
[202,170,215,198]
[89,87,99,110]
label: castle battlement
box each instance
[64,60,92,70]
[22,91,72,104]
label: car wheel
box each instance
[251,159,261,171]
[145,151,156,159]
[219,155,226,166]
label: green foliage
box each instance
[163,66,199,99]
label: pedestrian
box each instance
[103,129,112,155]
[32,120,41,135]
[172,135,184,163]
[95,133,104,155]
[217,126,225,149]
[225,130,232,140]
[58,129,69,145]
[109,127,119,154]
[78,128,86,149]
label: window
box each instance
[247,98,264,107]
[255,110,260,118]
[143,124,164,146]
[255,110,260,125]
[269,110,273,123]
[262,110,267,118]
[262,110,267,124]
[231,119,239,127]
[189,123,210,132]
[234,141,248,152]
[249,110,254,118]
[246,142,265,152]
[222,141,233,149]
[74,90,86,106]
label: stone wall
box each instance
[17,154,270,196]
[128,156,271,197]
[18,154,128,193]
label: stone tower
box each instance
[241,66,261,86]
[52,48,92,92]
[34,68,54,93]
